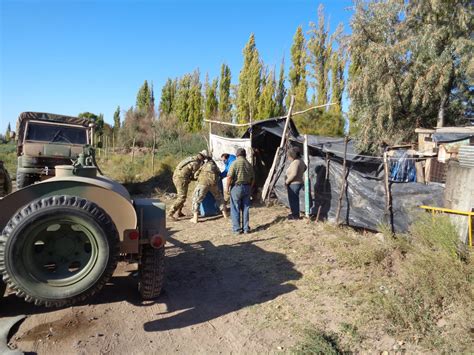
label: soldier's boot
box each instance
[177,209,186,218]
[167,209,178,221]
[222,208,228,219]
[190,212,199,224]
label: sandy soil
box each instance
[1,197,408,354]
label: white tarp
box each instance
[209,133,252,170]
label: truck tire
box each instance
[138,245,165,300]
[0,195,119,307]
[16,171,38,189]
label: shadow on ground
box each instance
[143,235,302,331]
[0,234,302,333]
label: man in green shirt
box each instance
[227,148,254,234]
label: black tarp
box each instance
[245,117,445,232]
[273,153,444,232]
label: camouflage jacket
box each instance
[194,160,221,186]
[173,156,203,181]
[0,162,12,197]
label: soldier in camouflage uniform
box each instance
[0,161,12,197]
[190,158,228,223]
[168,150,208,220]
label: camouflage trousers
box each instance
[169,175,190,214]
[192,183,225,213]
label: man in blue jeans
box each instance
[226,148,254,234]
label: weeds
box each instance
[294,329,343,355]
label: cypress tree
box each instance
[218,64,232,121]
[287,26,308,110]
[188,70,203,132]
[237,33,262,122]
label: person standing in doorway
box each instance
[227,148,254,234]
[285,147,307,220]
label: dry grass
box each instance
[318,214,473,352]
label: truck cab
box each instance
[16,112,91,188]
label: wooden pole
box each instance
[151,131,156,174]
[303,134,311,218]
[383,151,394,234]
[131,137,136,163]
[261,95,295,202]
[335,136,349,225]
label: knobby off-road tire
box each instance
[0,195,119,307]
[16,171,38,189]
[138,245,165,300]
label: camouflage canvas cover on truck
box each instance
[15,112,91,188]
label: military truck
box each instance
[0,149,166,307]
[15,112,91,188]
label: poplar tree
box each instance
[159,78,178,116]
[257,68,277,119]
[308,4,331,106]
[188,70,203,132]
[205,76,219,120]
[275,58,287,116]
[113,106,121,133]
[237,34,262,122]
[287,26,308,110]
[136,80,152,112]
[5,123,11,141]
[218,64,232,121]
[175,74,192,125]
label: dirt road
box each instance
[1,196,415,354]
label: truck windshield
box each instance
[25,122,88,145]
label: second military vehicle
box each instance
[15,112,91,188]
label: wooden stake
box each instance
[335,136,349,225]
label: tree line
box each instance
[5,1,466,153]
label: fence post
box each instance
[304,134,311,218]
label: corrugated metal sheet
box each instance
[459,145,474,168]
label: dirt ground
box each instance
[1,195,414,354]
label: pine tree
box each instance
[275,58,286,116]
[308,4,331,106]
[5,123,11,141]
[205,76,219,120]
[218,64,232,121]
[237,34,262,122]
[113,106,121,131]
[159,78,178,116]
[287,26,308,110]
[136,80,152,112]
[257,68,277,119]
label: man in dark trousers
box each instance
[227,148,254,234]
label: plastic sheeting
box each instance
[273,153,444,232]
